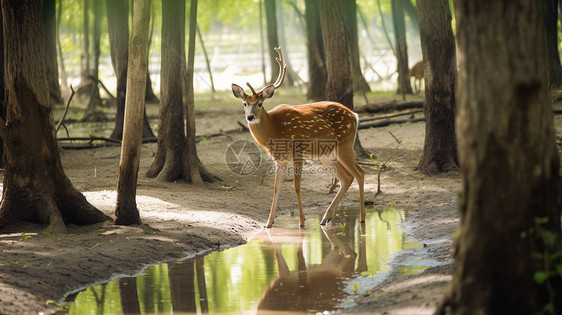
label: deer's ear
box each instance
[261,85,275,99]
[231,84,246,99]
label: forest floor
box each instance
[0,91,561,315]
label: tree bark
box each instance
[319,0,369,158]
[438,0,562,313]
[147,0,185,181]
[304,0,326,101]
[0,0,110,233]
[319,0,353,108]
[43,0,63,105]
[264,0,280,84]
[544,0,562,88]
[391,0,412,95]
[106,0,154,140]
[85,0,103,114]
[417,0,458,175]
[115,0,151,226]
[344,0,371,94]
[147,0,217,184]
[184,0,205,185]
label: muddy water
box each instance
[62,206,430,314]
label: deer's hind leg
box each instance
[320,158,354,225]
[337,149,366,223]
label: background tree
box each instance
[417,0,458,175]
[391,0,412,95]
[304,0,326,101]
[106,0,154,140]
[319,0,369,158]
[43,0,63,105]
[84,0,103,116]
[344,0,371,95]
[264,0,281,85]
[0,0,110,233]
[115,0,151,225]
[543,0,562,88]
[438,0,562,313]
[147,0,217,183]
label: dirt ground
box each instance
[0,94,560,315]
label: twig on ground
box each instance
[56,84,75,132]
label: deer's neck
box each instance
[248,108,279,148]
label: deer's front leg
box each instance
[267,163,285,228]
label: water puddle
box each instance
[61,206,432,314]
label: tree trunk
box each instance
[56,0,71,101]
[85,0,103,114]
[106,0,154,140]
[144,4,159,103]
[147,0,187,181]
[43,0,63,105]
[344,0,371,94]
[82,0,91,82]
[438,0,562,314]
[391,0,412,95]
[264,0,280,84]
[147,0,217,184]
[304,0,326,101]
[184,0,205,185]
[319,0,369,158]
[417,0,458,175]
[319,0,353,108]
[115,0,151,226]
[544,0,562,88]
[0,0,110,233]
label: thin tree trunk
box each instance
[544,0,562,88]
[196,24,216,97]
[185,0,204,185]
[144,2,159,103]
[115,0,151,225]
[344,0,371,94]
[391,0,412,95]
[304,0,326,101]
[86,0,103,113]
[56,0,71,101]
[264,0,280,84]
[44,0,63,105]
[417,0,458,175]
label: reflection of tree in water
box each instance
[168,257,208,313]
[119,277,140,314]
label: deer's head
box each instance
[232,47,286,123]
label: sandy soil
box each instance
[0,96,560,315]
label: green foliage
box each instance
[522,216,562,315]
[19,232,32,241]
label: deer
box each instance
[409,61,424,93]
[231,47,365,228]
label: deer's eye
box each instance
[243,102,247,107]
[258,103,262,107]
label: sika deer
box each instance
[409,61,424,93]
[231,47,365,228]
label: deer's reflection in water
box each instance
[257,223,367,313]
